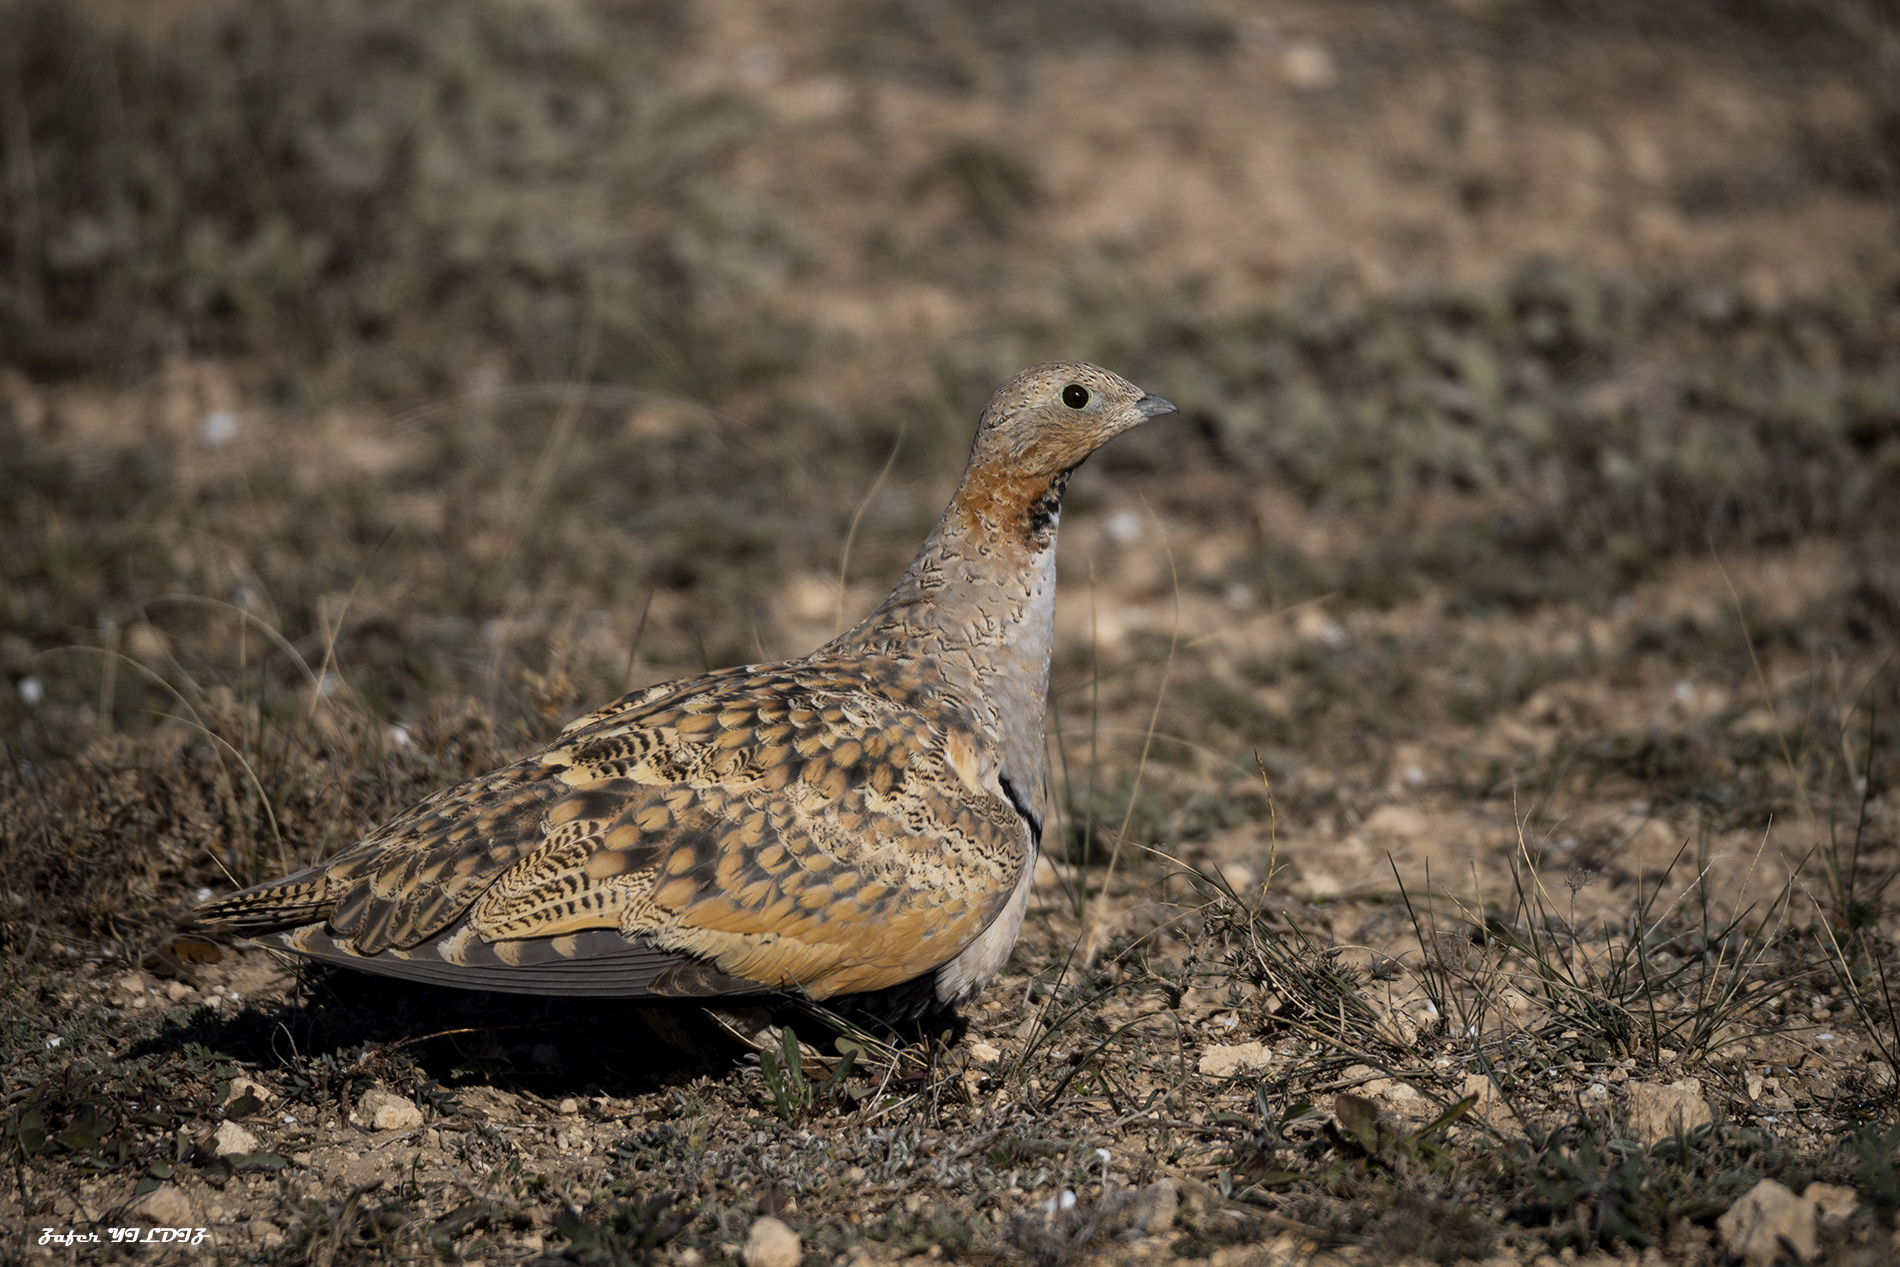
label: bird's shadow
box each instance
[125,967,749,1101]
[125,966,967,1103]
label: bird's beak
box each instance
[1134,393,1177,420]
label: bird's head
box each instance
[970,361,1176,480]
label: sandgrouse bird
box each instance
[198,363,1174,1018]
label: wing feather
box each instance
[199,656,1034,1000]
[264,924,759,998]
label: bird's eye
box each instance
[1061,384,1090,409]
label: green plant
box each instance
[1516,1123,1785,1253]
[865,1204,975,1259]
[1403,831,1804,1068]
[757,1025,814,1123]
[1331,1091,1479,1179]
[543,1193,695,1266]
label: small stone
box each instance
[1717,1179,1816,1267]
[558,1098,579,1115]
[1197,1042,1271,1077]
[1281,39,1336,90]
[1123,1178,1178,1234]
[1804,1182,1859,1222]
[1379,1081,1431,1115]
[742,1216,801,1267]
[1216,861,1258,896]
[1622,1080,1711,1147]
[352,1088,423,1132]
[842,1166,867,1184]
[247,1219,285,1248]
[135,1183,193,1226]
[211,1120,260,1157]
[1373,1008,1418,1047]
[166,981,193,1001]
[968,1040,1002,1064]
[1361,804,1428,841]
[1461,1071,1506,1120]
[1868,1060,1895,1089]
[1295,867,1343,899]
[228,1075,275,1104]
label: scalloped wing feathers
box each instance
[199,655,1033,1000]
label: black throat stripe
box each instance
[997,771,1043,843]
[1024,469,1072,547]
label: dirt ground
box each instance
[3,1,1899,1264]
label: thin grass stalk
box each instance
[1089,508,1179,960]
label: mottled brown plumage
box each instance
[197,363,1174,1013]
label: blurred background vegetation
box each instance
[1,0,1897,942]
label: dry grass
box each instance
[4,1,1900,1263]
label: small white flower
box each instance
[1040,1190,1077,1213]
[45,1036,62,1048]
[18,677,43,707]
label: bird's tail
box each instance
[194,866,332,932]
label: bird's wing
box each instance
[198,657,1035,1000]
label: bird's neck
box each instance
[831,462,1070,785]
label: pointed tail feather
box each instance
[258,922,764,999]
[194,868,332,932]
